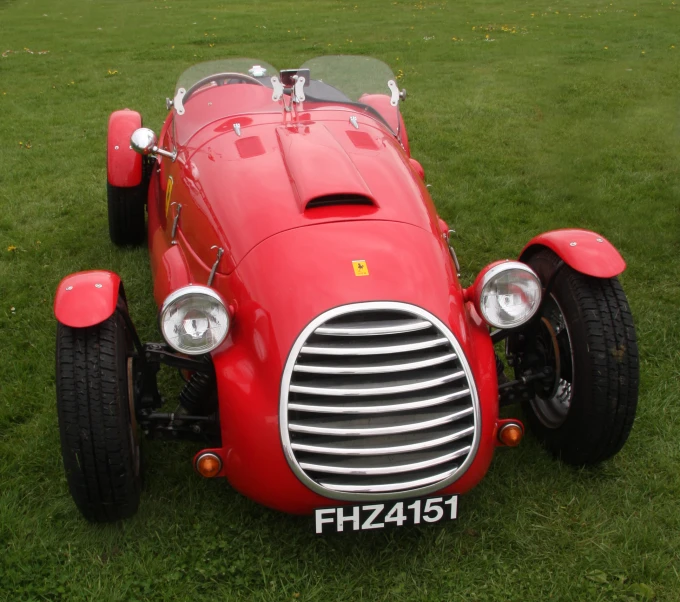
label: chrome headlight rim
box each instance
[475,261,542,329]
[159,285,230,355]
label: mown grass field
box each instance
[1,0,679,600]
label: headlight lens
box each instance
[476,262,541,329]
[160,285,230,355]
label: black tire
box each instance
[107,181,146,246]
[56,310,142,522]
[516,248,639,465]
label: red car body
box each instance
[54,58,628,517]
[153,84,500,513]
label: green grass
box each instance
[1,0,679,600]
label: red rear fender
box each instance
[358,93,410,155]
[520,229,626,278]
[54,271,122,328]
[107,109,143,188]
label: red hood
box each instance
[177,110,440,274]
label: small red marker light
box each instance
[498,423,523,447]
[196,452,222,478]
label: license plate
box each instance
[314,494,458,534]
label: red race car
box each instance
[53,57,638,532]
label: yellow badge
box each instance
[165,176,174,217]
[352,260,369,276]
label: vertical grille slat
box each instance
[280,303,480,501]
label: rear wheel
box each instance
[513,249,639,465]
[107,180,146,246]
[56,308,142,522]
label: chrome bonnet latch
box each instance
[207,246,224,287]
[170,202,182,245]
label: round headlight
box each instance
[473,261,542,329]
[160,285,230,355]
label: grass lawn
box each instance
[1,0,679,600]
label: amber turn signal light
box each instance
[498,423,523,447]
[196,452,222,478]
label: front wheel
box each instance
[56,309,142,521]
[511,249,639,465]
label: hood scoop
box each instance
[306,194,374,210]
[277,124,375,213]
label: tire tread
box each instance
[107,181,146,246]
[56,314,141,522]
[523,248,639,465]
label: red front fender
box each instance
[54,271,122,328]
[520,229,626,278]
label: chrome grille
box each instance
[280,302,480,502]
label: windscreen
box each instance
[173,56,400,134]
[301,56,396,101]
[176,59,277,94]
[300,56,399,132]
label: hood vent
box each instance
[306,194,375,210]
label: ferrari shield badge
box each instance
[352,260,369,276]
[165,176,174,217]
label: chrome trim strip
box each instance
[289,370,465,397]
[300,336,448,356]
[293,352,458,375]
[315,319,431,336]
[279,301,482,502]
[291,425,476,456]
[288,406,473,436]
[299,445,471,476]
[287,388,471,414]
[319,468,457,493]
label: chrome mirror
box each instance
[130,128,158,155]
[130,127,177,161]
